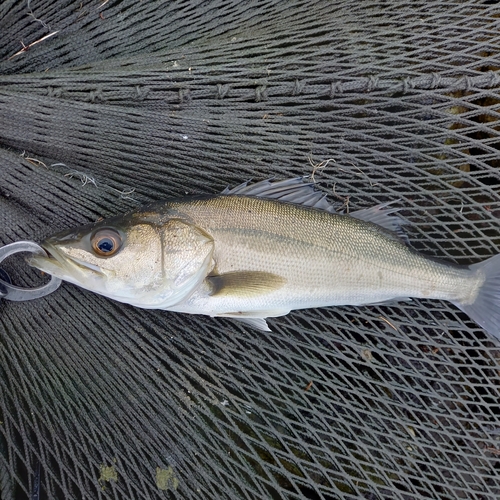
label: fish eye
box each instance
[91,229,122,257]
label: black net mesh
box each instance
[1,1,500,499]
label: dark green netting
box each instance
[1,1,500,499]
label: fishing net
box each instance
[1,0,500,498]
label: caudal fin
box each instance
[454,253,500,342]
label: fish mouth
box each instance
[40,242,64,264]
[29,242,104,277]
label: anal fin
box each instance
[215,308,291,331]
[368,297,412,306]
[233,317,271,332]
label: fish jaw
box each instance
[28,239,177,307]
[28,241,166,306]
[28,241,107,291]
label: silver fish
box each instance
[29,178,500,339]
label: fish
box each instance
[28,178,500,340]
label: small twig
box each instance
[99,0,110,7]
[332,182,350,213]
[64,170,97,187]
[20,151,47,168]
[27,0,50,30]
[378,316,399,332]
[485,447,500,456]
[25,157,47,168]
[308,156,336,182]
[108,187,137,201]
[304,381,313,392]
[346,162,379,188]
[7,31,59,60]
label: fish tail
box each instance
[454,253,500,341]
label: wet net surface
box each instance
[1,1,500,499]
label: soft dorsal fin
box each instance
[222,177,408,244]
[350,202,409,244]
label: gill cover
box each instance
[153,219,214,308]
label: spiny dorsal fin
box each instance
[222,177,408,243]
[221,177,338,212]
[207,271,286,298]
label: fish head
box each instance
[29,213,214,308]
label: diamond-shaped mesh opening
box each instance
[1,1,500,499]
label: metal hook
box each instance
[0,241,61,301]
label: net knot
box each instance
[401,77,415,94]
[88,87,105,103]
[255,85,267,102]
[47,86,63,98]
[292,79,305,96]
[430,73,442,89]
[462,75,473,92]
[488,71,500,88]
[179,88,191,104]
[329,81,343,98]
[216,84,230,99]
[135,85,149,101]
[366,75,379,92]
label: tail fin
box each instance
[454,253,500,342]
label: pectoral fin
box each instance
[207,271,286,298]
